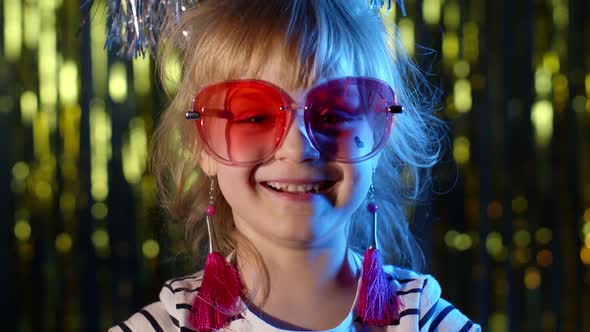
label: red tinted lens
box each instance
[194,81,287,164]
[305,77,394,162]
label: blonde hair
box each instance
[152,0,445,299]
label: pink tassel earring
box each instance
[189,178,244,331]
[357,183,402,326]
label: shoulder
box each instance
[108,302,177,332]
[109,271,204,332]
[385,266,481,332]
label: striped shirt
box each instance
[110,252,480,332]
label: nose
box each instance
[273,111,320,163]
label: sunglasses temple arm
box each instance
[185,111,201,120]
[185,109,233,120]
[387,105,403,114]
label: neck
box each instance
[234,227,360,322]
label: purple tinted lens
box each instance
[305,77,394,162]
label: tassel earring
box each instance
[189,178,244,331]
[357,183,402,326]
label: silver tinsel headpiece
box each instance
[87,0,405,59]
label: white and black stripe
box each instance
[115,322,132,332]
[109,267,480,331]
[108,302,178,332]
[139,309,165,332]
[418,298,479,332]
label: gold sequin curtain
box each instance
[1,0,589,331]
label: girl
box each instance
[110,0,480,331]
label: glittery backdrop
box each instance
[1,0,589,331]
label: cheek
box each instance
[217,165,259,217]
[337,165,373,211]
[215,167,256,203]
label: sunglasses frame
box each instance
[185,76,403,166]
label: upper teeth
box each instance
[266,182,321,193]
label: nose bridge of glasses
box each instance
[288,108,311,141]
[275,106,319,161]
[280,102,307,132]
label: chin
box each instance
[274,218,317,243]
[272,216,345,248]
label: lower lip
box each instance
[261,184,326,202]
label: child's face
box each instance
[200,63,378,249]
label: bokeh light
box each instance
[91,229,109,250]
[2,0,589,330]
[536,250,553,267]
[453,136,470,164]
[535,227,553,245]
[142,240,160,259]
[487,201,503,219]
[55,232,73,254]
[580,247,590,265]
[14,220,32,241]
[531,100,554,147]
[109,62,128,103]
[524,267,542,289]
[514,230,531,248]
[511,196,528,214]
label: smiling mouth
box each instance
[263,181,335,194]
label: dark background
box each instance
[1,0,589,331]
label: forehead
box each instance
[247,50,355,102]
[255,57,305,101]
